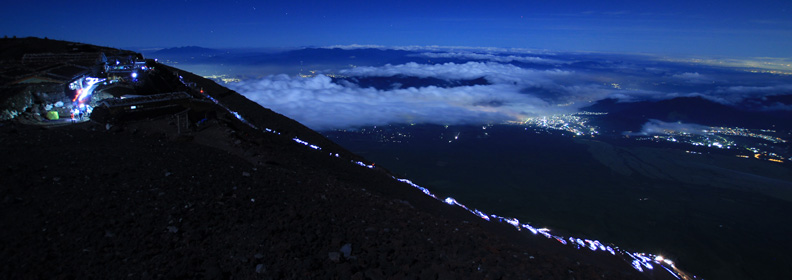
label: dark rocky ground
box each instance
[1,37,688,279]
[0,117,683,280]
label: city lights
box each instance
[634,125,789,162]
[508,112,605,136]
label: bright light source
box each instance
[131,72,138,78]
[72,77,105,103]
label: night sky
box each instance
[3,0,792,57]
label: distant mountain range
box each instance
[333,75,490,90]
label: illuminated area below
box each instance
[629,124,790,163]
[508,112,606,137]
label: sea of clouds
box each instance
[229,61,608,130]
[226,49,792,131]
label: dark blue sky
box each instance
[3,0,791,57]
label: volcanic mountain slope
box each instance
[1,38,684,279]
[0,115,649,280]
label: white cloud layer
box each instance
[633,119,710,135]
[671,72,709,83]
[229,61,628,130]
[230,73,566,130]
[228,57,792,131]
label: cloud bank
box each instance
[226,51,792,131]
[230,61,619,130]
[230,73,564,131]
[671,72,709,83]
[631,119,710,136]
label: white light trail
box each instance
[73,77,105,103]
[173,72,691,280]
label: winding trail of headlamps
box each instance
[180,73,693,280]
